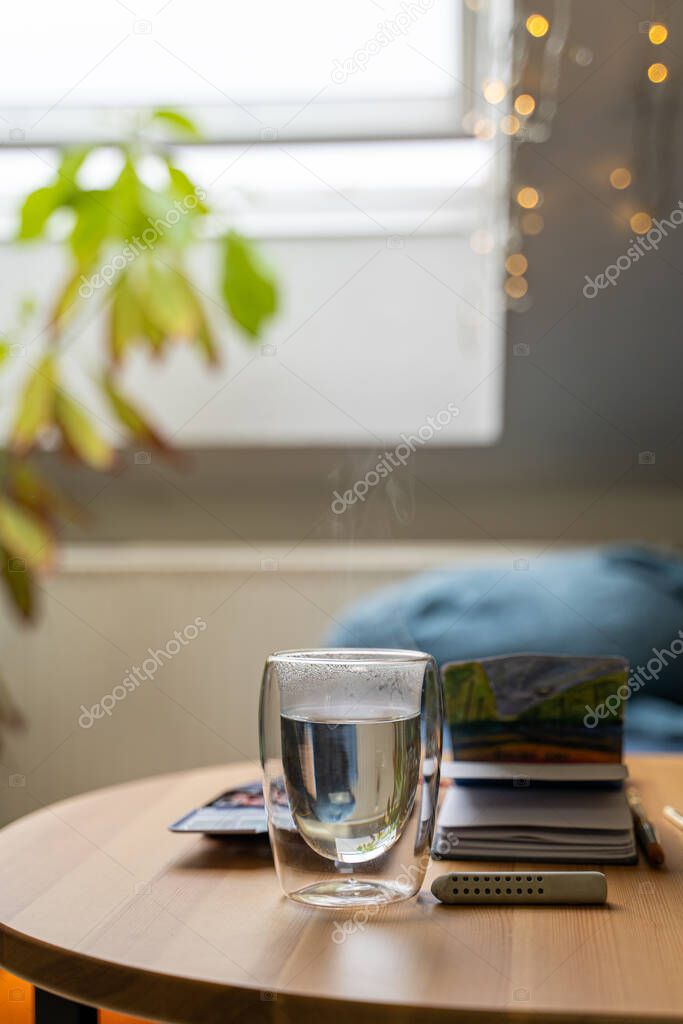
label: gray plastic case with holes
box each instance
[431,870,607,904]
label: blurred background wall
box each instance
[27,1,683,547]
[1,0,682,823]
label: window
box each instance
[2,0,466,142]
[0,1,510,446]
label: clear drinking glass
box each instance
[259,649,443,908]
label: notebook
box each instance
[433,654,638,864]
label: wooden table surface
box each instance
[0,756,682,1024]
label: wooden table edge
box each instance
[4,919,682,1024]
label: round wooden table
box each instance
[0,757,682,1024]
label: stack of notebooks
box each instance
[433,654,638,864]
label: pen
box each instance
[663,805,683,833]
[627,788,665,867]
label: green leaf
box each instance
[0,546,35,620]
[221,232,278,338]
[151,109,200,138]
[0,497,55,571]
[11,355,58,453]
[134,166,204,249]
[69,190,113,265]
[102,376,171,451]
[167,165,208,214]
[17,149,89,240]
[56,147,90,188]
[0,339,10,365]
[18,185,65,239]
[55,391,115,471]
[76,161,147,249]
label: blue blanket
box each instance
[326,545,683,750]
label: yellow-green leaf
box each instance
[11,355,58,454]
[69,191,112,265]
[143,261,200,341]
[0,498,55,571]
[108,273,146,361]
[8,461,82,526]
[102,376,170,451]
[196,307,218,364]
[18,147,92,241]
[161,269,217,362]
[151,109,200,138]
[56,147,89,190]
[18,185,64,239]
[55,392,115,471]
[105,159,149,240]
[0,546,35,620]
[167,165,207,213]
[50,266,92,331]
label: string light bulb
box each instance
[647,62,668,83]
[526,14,549,37]
[630,212,652,234]
[609,167,632,190]
[474,118,496,139]
[521,212,544,235]
[517,186,540,209]
[514,94,536,116]
[505,253,528,276]
[483,79,507,104]
[572,46,593,66]
[648,23,668,45]
[505,276,529,298]
[501,114,521,135]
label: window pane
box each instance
[2,0,461,109]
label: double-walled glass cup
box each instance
[259,649,443,908]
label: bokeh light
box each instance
[521,212,544,235]
[572,46,593,66]
[648,63,668,83]
[526,14,549,37]
[474,117,496,139]
[483,79,507,104]
[648,23,668,45]
[517,186,540,209]
[514,94,536,116]
[505,276,529,298]
[609,167,632,190]
[630,211,653,234]
[505,253,528,276]
[500,114,521,135]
